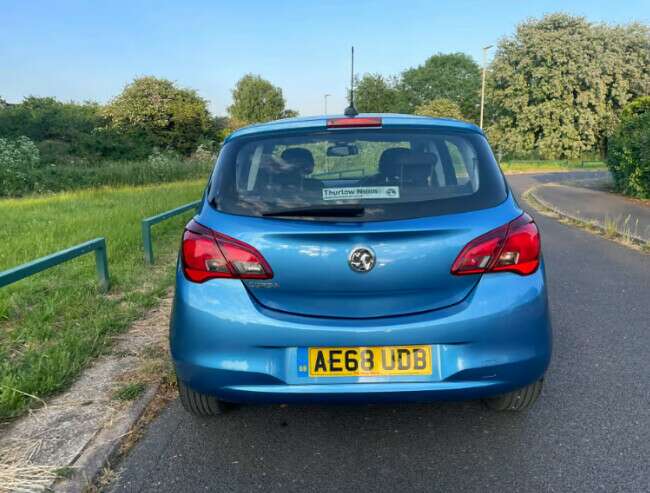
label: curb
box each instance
[526,186,648,245]
[502,168,607,176]
[53,384,160,493]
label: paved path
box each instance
[107,172,650,493]
[531,179,650,242]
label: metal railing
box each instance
[0,238,110,292]
[0,200,200,294]
[141,200,201,264]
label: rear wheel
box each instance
[177,378,229,416]
[483,379,544,411]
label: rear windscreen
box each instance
[208,129,507,221]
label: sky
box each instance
[1,0,649,116]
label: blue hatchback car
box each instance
[171,114,552,415]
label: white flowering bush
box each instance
[0,136,41,196]
[191,144,215,162]
[145,149,182,180]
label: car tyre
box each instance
[177,378,229,416]
[483,379,544,411]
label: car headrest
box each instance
[256,155,302,187]
[378,148,411,178]
[400,152,437,186]
[281,148,315,175]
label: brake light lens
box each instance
[181,220,273,283]
[327,117,382,128]
[451,213,540,276]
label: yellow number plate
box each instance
[308,345,432,377]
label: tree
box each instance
[355,74,403,113]
[415,99,464,120]
[0,97,7,109]
[281,109,299,118]
[228,74,293,126]
[103,77,211,155]
[400,53,481,120]
[0,96,130,163]
[607,96,650,198]
[486,14,650,159]
[0,97,101,141]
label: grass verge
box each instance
[112,382,146,402]
[500,160,606,174]
[0,179,206,419]
[524,186,649,254]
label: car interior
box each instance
[252,146,469,192]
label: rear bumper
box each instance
[171,263,552,404]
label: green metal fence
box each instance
[0,200,200,294]
[141,200,201,264]
[0,238,110,292]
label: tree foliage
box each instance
[103,77,212,155]
[0,97,102,142]
[487,14,650,159]
[228,74,293,127]
[414,99,464,120]
[607,97,650,198]
[0,96,149,163]
[400,53,481,120]
[355,74,402,113]
[281,109,299,118]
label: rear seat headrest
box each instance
[280,148,315,174]
[378,148,411,177]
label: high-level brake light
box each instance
[327,117,382,128]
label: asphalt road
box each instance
[108,172,650,493]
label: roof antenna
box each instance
[344,46,359,117]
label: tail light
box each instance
[451,213,540,276]
[181,220,273,283]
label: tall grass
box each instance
[0,179,206,418]
[1,155,214,197]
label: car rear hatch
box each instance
[200,116,513,319]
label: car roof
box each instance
[224,113,483,142]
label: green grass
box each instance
[0,179,206,419]
[112,382,146,401]
[500,160,607,174]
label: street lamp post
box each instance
[480,44,493,130]
[323,94,331,115]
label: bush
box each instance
[191,143,215,162]
[0,136,41,195]
[415,98,465,120]
[607,97,650,198]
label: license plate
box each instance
[302,345,432,377]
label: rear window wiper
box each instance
[262,206,365,218]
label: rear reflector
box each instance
[451,213,541,276]
[181,220,273,283]
[327,117,382,128]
